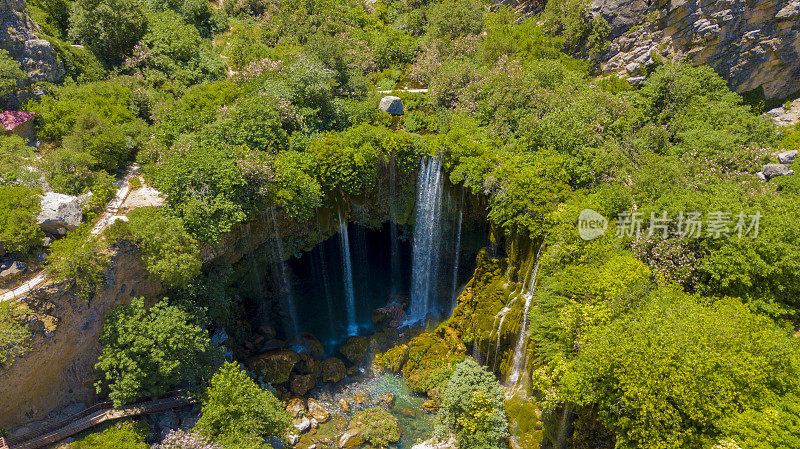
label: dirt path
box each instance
[0,165,139,302]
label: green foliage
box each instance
[437,359,510,448]
[351,408,402,446]
[72,421,149,449]
[0,49,26,99]
[0,136,36,186]
[47,233,110,301]
[561,291,800,449]
[125,207,202,288]
[196,362,291,447]
[95,297,222,406]
[0,302,31,367]
[68,0,148,65]
[0,185,43,253]
[426,0,484,40]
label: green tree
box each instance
[47,233,110,301]
[95,297,222,406]
[0,48,25,98]
[73,421,149,449]
[0,185,43,253]
[68,0,148,65]
[437,359,509,448]
[125,207,202,288]
[561,290,800,448]
[196,362,291,447]
[0,136,37,186]
[0,301,31,367]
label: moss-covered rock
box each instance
[299,332,325,360]
[349,407,401,447]
[338,335,370,365]
[247,348,301,384]
[290,372,317,396]
[321,356,347,383]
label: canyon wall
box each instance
[589,0,800,100]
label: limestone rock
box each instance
[0,260,26,281]
[590,0,800,100]
[0,0,65,108]
[286,433,301,445]
[286,398,306,418]
[321,357,347,383]
[379,96,404,115]
[412,436,459,449]
[762,163,794,180]
[293,416,312,433]
[307,398,330,423]
[37,192,83,235]
[767,99,800,127]
[299,332,325,360]
[247,348,300,384]
[777,150,797,165]
[338,336,370,365]
[337,428,364,448]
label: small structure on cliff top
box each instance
[1,110,36,141]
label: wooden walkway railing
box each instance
[7,392,196,449]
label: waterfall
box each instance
[268,209,299,338]
[506,241,545,390]
[389,158,401,295]
[449,186,464,310]
[410,156,445,321]
[338,211,358,335]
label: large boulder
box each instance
[307,398,329,423]
[379,96,404,115]
[247,349,301,384]
[37,192,83,235]
[767,98,800,127]
[290,373,317,397]
[762,163,795,180]
[777,150,798,165]
[298,332,324,360]
[321,357,346,383]
[0,259,26,282]
[338,336,370,366]
[286,398,306,418]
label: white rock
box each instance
[379,96,404,115]
[37,192,83,234]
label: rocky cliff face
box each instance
[589,0,800,100]
[0,243,165,429]
[0,0,64,107]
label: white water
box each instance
[338,211,358,335]
[409,156,445,321]
[449,186,464,311]
[506,241,545,390]
[268,209,299,337]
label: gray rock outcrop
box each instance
[589,0,800,101]
[379,96,404,115]
[761,163,794,180]
[0,0,65,107]
[766,99,800,127]
[37,192,83,235]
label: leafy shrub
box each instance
[124,207,201,288]
[196,362,291,447]
[0,302,30,367]
[351,408,401,446]
[155,429,222,449]
[95,297,222,406]
[0,185,43,253]
[47,232,110,301]
[0,49,26,99]
[72,421,149,449]
[436,359,509,448]
[68,0,148,65]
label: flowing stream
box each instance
[410,156,444,321]
[506,241,545,391]
[338,210,358,335]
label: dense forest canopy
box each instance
[1,0,800,447]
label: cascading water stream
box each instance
[338,210,358,335]
[410,156,445,321]
[449,186,464,311]
[506,241,545,390]
[268,209,299,338]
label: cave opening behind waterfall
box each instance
[240,217,488,355]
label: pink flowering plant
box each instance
[155,429,221,449]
